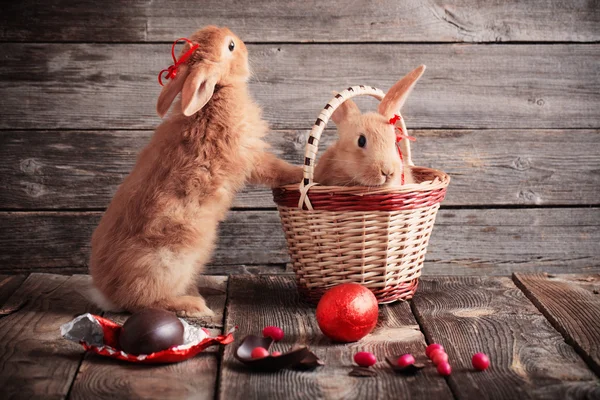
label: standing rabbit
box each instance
[89,26,302,317]
[314,65,426,187]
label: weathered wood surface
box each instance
[513,273,600,377]
[70,276,228,400]
[2,129,599,209]
[0,273,100,399]
[1,44,598,130]
[0,274,26,310]
[219,275,454,400]
[1,0,598,43]
[1,208,598,274]
[411,276,600,399]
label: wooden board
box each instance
[0,274,26,310]
[219,275,454,399]
[0,208,598,274]
[2,129,599,209]
[0,273,100,399]
[69,276,228,400]
[0,44,598,130]
[1,0,598,43]
[513,273,600,377]
[411,276,600,399]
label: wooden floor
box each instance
[1,273,599,399]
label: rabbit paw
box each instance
[159,295,215,318]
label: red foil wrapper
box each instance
[61,313,234,364]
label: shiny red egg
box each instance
[316,283,379,343]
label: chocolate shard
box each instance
[234,335,312,371]
[349,366,377,377]
[292,350,324,370]
[385,356,426,374]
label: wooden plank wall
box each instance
[0,0,598,275]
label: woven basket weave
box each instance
[273,86,450,304]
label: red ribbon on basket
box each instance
[158,38,199,86]
[389,114,416,185]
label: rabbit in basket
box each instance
[314,65,426,187]
[89,26,302,317]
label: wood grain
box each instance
[0,44,598,130]
[2,129,599,209]
[1,0,598,43]
[0,208,598,274]
[0,273,100,399]
[219,275,454,400]
[0,274,26,309]
[411,276,600,399]
[513,273,600,377]
[22,264,291,276]
[69,276,228,400]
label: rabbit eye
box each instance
[228,40,235,52]
[358,135,367,148]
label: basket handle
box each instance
[298,86,413,208]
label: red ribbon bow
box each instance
[389,114,416,185]
[158,38,199,86]
[389,114,416,142]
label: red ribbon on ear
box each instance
[388,114,401,125]
[158,38,199,86]
[389,114,416,185]
[389,114,416,142]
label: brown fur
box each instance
[89,26,302,317]
[314,65,426,187]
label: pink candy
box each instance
[472,352,490,371]
[432,352,449,365]
[262,326,284,342]
[437,361,452,376]
[426,343,444,358]
[396,353,415,368]
[250,347,269,359]
[354,351,377,367]
[429,348,446,360]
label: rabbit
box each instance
[89,26,303,317]
[314,65,426,187]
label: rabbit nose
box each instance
[381,169,395,180]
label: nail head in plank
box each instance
[513,273,600,377]
[411,276,600,399]
[219,275,453,400]
[0,273,100,399]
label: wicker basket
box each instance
[273,86,450,304]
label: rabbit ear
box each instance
[331,98,360,125]
[181,64,220,117]
[156,64,191,118]
[378,65,426,119]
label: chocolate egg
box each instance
[118,308,184,355]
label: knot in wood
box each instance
[512,156,532,171]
